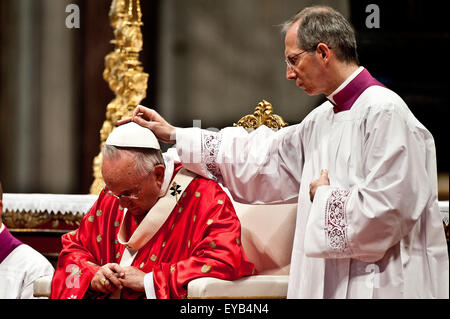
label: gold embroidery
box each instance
[217,200,224,205]
[170,265,175,273]
[235,237,240,245]
[187,240,191,248]
[195,192,201,198]
[206,219,213,225]
[88,215,95,222]
[139,262,145,269]
[209,241,216,249]
[119,205,124,210]
[150,254,157,262]
[116,252,121,259]
[97,234,102,243]
[182,192,187,198]
[96,209,103,217]
[162,241,166,248]
[171,223,175,231]
[201,264,212,274]
[193,215,197,223]
[114,221,120,227]
[178,207,183,214]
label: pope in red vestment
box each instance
[51,163,256,299]
[51,123,256,299]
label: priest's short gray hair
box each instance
[282,6,359,65]
[102,145,165,177]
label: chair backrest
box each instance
[232,201,297,275]
[230,100,295,275]
[233,100,288,132]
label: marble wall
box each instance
[0,0,79,193]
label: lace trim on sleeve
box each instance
[325,189,351,256]
[201,130,223,182]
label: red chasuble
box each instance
[51,164,256,299]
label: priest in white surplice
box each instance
[120,6,449,298]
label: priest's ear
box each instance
[317,43,331,61]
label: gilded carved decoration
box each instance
[90,0,148,194]
[2,210,82,231]
[233,100,288,131]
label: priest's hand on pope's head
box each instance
[117,105,177,144]
[90,263,124,294]
[309,169,330,202]
[118,266,146,292]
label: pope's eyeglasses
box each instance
[102,173,150,200]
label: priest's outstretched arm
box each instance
[119,105,303,205]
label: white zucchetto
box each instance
[105,122,160,150]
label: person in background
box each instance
[0,181,54,299]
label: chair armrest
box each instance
[33,275,53,298]
[187,275,288,299]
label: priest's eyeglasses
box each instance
[285,50,308,68]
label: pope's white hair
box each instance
[102,145,165,177]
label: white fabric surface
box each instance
[187,275,289,298]
[176,83,449,298]
[230,201,297,275]
[32,274,53,298]
[440,201,449,226]
[0,244,54,299]
[144,272,156,299]
[2,193,98,215]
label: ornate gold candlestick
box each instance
[90,0,149,194]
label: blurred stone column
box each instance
[0,0,41,192]
[0,0,78,193]
[39,0,78,193]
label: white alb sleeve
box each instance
[144,272,157,299]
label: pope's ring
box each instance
[100,278,107,286]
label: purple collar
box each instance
[0,226,23,263]
[330,68,385,113]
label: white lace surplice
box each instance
[175,85,449,298]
